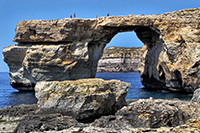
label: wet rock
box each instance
[34,78,130,121]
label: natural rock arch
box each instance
[3,8,200,93]
[92,25,164,89]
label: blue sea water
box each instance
[0,72,192,108]
[95,73,192,100]
[0,72,37,108]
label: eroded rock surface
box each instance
[3,8,200,92]
[91,99,200,129]
[35,78,130,121]
[0,104,37,132]
[97,47,141,72]
[191,88,200,104]
[3,42,104,91]
[1,99,200,133]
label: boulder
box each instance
[3,8,200,92]
[34,78,130,121]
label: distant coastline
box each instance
[97,46,142,73]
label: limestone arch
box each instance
[90,25,165,89]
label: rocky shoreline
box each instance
[1,78,200,133]
[1,7,200,133]
[1,99,200,133]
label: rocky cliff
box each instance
[3,8,200,92]
[3,42,101,91]
[97,47,141,72]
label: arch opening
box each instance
[94,25,190,99]
[96,26,168,91]
[106,31,143,48]
[97,31,143,73]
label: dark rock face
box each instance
[91,99,197,129]
[14,112,86,133]
[97,47,142,72]
[0,104,38,132]
[1,99,200,133]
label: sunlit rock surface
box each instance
[3,43,104,91]
[34,78,130,121]
[3,8,200,92]
[97,47,141,72]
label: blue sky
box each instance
[0,0,199,72]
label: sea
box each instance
[0,72,193,108]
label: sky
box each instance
[0,0,199,72]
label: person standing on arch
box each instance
[70,14,72,18]
[107,13,109,17]
[74,13,76,18]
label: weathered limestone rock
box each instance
[91,99,200,129]
[2,99,199,133]
[0,104,38,132]
[191,88,200,104]
[14,112,86,133]
[3,8,200,92]
[3,43,104,91]
[97,47,141,72]
[34,78,130,120]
